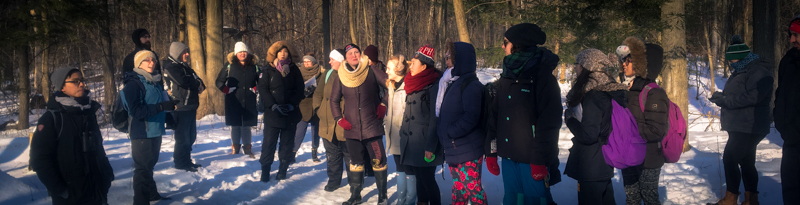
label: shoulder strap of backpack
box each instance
[639,82,659,113]
[47,110,63,140]
[460,75,479,95]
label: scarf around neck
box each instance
[300,64,322,81]
[435,68,459,117]
[338,56,371,88]
[276,59,292,77]
[55,91,92,111]
[731,52,760,73]
[405,67,440,95]
[134,67,162,83]
[502,47,540,78]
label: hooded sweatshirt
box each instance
[122,29,158,74]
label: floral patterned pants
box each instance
[448,158,488,205]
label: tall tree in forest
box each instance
[348,0,358,44]
[322,0,331,68]
[453,0,470,43]
[752,0,777,66]
[17,46,30,130]
[661,0,690,151]
[186,0,210,117]
[204,0,224,118]
[101,0,117,111]
[40,11,50,102]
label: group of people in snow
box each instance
[26,15,800,205]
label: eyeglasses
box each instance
[65,79,86,85]
[141,35,151,39]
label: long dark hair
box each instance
[566,67,592,107]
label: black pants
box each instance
[260,124,297,167]
[578,179,616,205]
[132,137,162,205]
[411,166,440,205]
[323,134,352,187]
[345,137,387,168]
[393,155,414,175]
[172,110,197,167]
[783,144,800,203]
[723,131,766,194]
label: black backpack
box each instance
[111,92,131,133]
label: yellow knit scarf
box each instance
[338,55,371,88]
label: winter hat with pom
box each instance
[726,35,750,61]
[623,37,648,78]
[234,42,248,54]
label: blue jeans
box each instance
[293,119,320,152]
[502,159,554,205]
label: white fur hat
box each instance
[234,42,248,54]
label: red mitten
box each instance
[222,86,230,94]
[338,118,352,130]
[530,164,547,181]
[376,104,387,120]
[485,156,500,176]
[252,86,257,93]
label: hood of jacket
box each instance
[267,40,302,64]
[624,37,648,78]
[452,42,477,76]
[226,52,260,66]
[131,28,149,50]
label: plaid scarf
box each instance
[502,47,540,78]
[731,52,759,73]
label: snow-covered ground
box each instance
[0,67,786,204]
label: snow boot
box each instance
[276,160,290,180]
[395,172,408,205]
[365,165,374,177]
[231,144,241,154]
[707,190,739,205]
[375,169,388,205]
[290,151,297,164]
[260,165,271,182]
[742,191,759,205]
[404,175,417,205]
[312,148,321,162]
[243,144,255,158]
[343,165,364,205]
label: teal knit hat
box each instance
[725,35,750,61]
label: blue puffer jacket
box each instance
[437,42,485,164]
[122,71,166,139]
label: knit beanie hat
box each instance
[131,28,150,49]
[616,45,631,62]
[504,23,546,47]
[344,44,360,53]
[303,55,317,65]
[234,41,248,54]
[330,49,344,62]
[134,50,157,68]
[789,14,800,35]
[51,67,81,90]
[169,42,189,60]
[414,44,435,67]
[726,35,750,61]
[576,49,613,73]
[364,45,379,62]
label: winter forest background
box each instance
[0,0,797,204]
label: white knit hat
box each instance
[616,45,630,62]
[234,42,248,54]
[329,49,344,62]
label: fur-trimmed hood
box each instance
[226,52,260,66]
[267,40,302,64]
[624,37,648,78]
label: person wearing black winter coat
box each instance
[708,36,773,205]
[216,42,260,156]
[617,37,670,205]
[776,16,800,203]
[31,67,115,205]
[486,23,562,205]
[257,41,305,182]
[564,49,628,205]
[436,42,488,204]
[162,42,204,172]
[123,28,158,74]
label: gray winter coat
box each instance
[385,82,406,156]
[719,59,774,135]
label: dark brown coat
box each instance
[330,61,390,141]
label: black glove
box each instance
[304,86,316,97]
[158,100,180,111]
[279,104,294,113]
[226,77,239,87]
[271,104,287,116]
[709,92,724,106]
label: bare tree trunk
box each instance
[203,0,224,118]
[17,46,30,130]
[704,20,716,93]
[323,0,331,68]
[179,0,187,43]
[387,0,393,56]
[453,0,470,43]
[348,0,358,44]
[102,0,117,112]
[41,11,50,102]
[661,0,690,151]
[188,0,211,117]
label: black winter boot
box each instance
[260,165,271,182]
[312,148,321,162]
[374,169,388,205]
[342,169,364,205]
[276,160,290,180]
